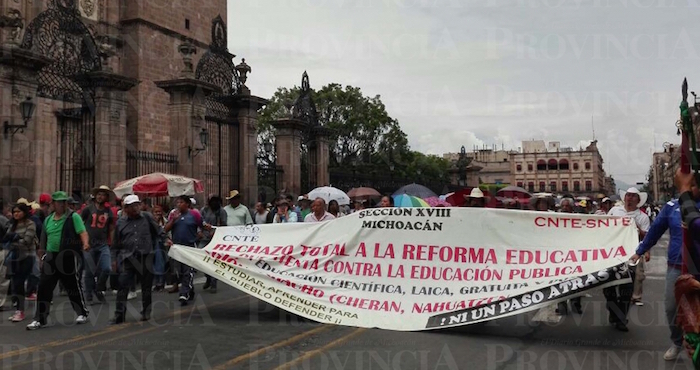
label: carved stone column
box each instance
[0,45,49,201]
[273,119,306,196]
[155,78,219,183]
[228,94,267,206]
[75,71,138,188]
[312,126,332,187]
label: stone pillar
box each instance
[76,71,137,188]
[312,127,332,187]
[273,119,306,196]
[0,45,49,201]
[230,95,267,206]
[155,78,218,183]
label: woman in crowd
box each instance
[3,202,37,322]
[273,199,298,223]
[152,204,170,292]
[328,200,344,218]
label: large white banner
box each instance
[169,208,638,331]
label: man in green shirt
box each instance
[223,190,252,226]
[27,191,91,330]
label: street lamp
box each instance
[188,127,209,158]
[3,97,35,139]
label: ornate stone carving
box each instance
[80,0,95,16]
[110,108,120,122]
[0,9,24,44]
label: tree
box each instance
[256,83,448,187]
[257,84,410,169]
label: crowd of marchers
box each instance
[1,179,699,363]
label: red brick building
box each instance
[0,0,265,204]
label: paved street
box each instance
[0,233,695,370]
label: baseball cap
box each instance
[39,193,51,205]
[123,195,141,205]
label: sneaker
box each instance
[153,285,164,292]
[202,281,211,290]
[127,292,138,301]
[26,293,37,301]
[664,345,682,361]
[10,311,25,322]
[26,320,45,330]
[75,315,89,325]
[179,295,188,306]
[95,291,106,303]
[633,301,644,306]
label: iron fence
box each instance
[126,150,179,179]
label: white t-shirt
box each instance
[608,206,650,232]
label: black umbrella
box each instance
[392,183,437,199]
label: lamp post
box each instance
[3,97,35,140]
[4,97,36,197]
[188,127,209,158]
[458,145,467,187]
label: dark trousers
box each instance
[26,255,39,295]
[34,251,89,325]
[116,253,154,319]
[10,256,33,311]
[603,268,636,324]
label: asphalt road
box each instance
[0,233,696,370]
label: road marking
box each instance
[212,325,332,370]
[271,328,367,370]
[0,296,246,362]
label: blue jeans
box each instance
[153,242,167,287]
[83,245,111,300]
[198,240,217,289]
[665,266,683,347]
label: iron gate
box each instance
[202,120,239,199]
[56,107,95,201]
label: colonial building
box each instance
[0,0,265,205]
[443,146,515,187]
[511,140,608,197]
[444,139,614,197]
[648,143,678,203]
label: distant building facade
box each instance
[445,140,614,197]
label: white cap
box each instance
[298,196,305,201]
[190,197,197,205]
[123,194,140,205]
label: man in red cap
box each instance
[38,194,52,222]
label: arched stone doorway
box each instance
[21,0,100,201]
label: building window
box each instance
[537,160,547,171]
[573,163,579,171]
[585,162,591,170]
[528,182,535,192]
[517,182,523,188]
[516,164,522,172]
[539,182,546,192]
[574,181,580,192]
[559,159,569,170]
[562,181,569,192]
[550,181,556,192]
[585,181,592,191]
[548,159,558,171]
[528,164,533,171]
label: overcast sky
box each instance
[228,0,700,185]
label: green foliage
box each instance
[257,83,448,185]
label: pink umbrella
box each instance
[424,197,451,207]
[114,173,204,198]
